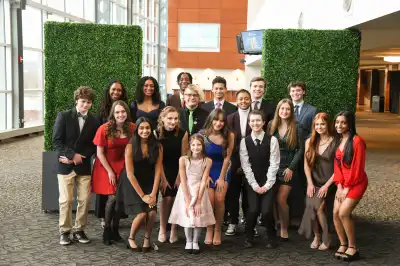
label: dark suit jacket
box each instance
[179,106,209,137]
[296,103,318,139]
[257,99,276,125]
[202,100,237,116]
[227,111,252,169]
[166,93,183,109]
[52,108,100,175]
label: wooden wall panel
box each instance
[168,0,248,70]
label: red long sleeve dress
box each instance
[333,135,368,199]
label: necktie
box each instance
[181,98,185,108]
[253,101,260,110]
[77,112,88,120]
[188,110,194,134]
[255,138,261,152]
[294,105,299,120]
[216,102,222,109]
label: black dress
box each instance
[116,146,158,215]
[157,128,185,197]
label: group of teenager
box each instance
[52,72,368,262]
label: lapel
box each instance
[298,103,309,123]
[233,112,241,135]
[71,108,81,138]
[181,108,188,129]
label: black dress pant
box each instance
[226,164,248,224]
[245,183,277,241]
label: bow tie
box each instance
[77,112,88,120]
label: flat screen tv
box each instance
[240,30,264,55]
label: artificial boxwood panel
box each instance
[262,29,360,118]
[44,22,142,151]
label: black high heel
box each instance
[342,247,360,262]
[142,236,151,253]
[103,227,112,246]
[334,244,347,260]
[126,237,141,252]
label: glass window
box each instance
[23,49,44,127]
[178,23,220,52]
[0,0,4,44]
[66,0,84,18]
[84,0,96,22]
[46,13,65,22]
[0,93,7,130]
[22,6,42,49]
[44,0,65,11]
[4,0,11,44]
[0,47,5,90]
[111,3,127,25]
[115,0,128,7]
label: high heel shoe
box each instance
[102,227,112,246]
[158,231,167,243]
[213,229,222,246]
[142,236,151,253]
[342,247,360,262]
[334,244,347,259]
[126,237,141,252]
[310,236,321,249]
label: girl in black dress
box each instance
[96,80,129,228]
[116,117,162,252]
[155,106,189,243]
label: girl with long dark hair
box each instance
[200,109,234,245]
[298,112,336,250]
[116,117,162,252]
[333,111,368,262]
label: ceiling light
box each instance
[383,56,400,63]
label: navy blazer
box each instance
[52,108,100,175]
[202,100,237,116]
[296,103,318,139]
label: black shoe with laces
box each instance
[103,228,112,246]
[59,232,71,246]
[73,231,91,244]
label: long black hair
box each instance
[201,109,231,158]
[98,80,128,123]
[135,76,161,105]
[131,117,159,164]
[334,110,357,167]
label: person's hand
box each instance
[194,201,201,217]
[317,184,329,198]
[148,193,157,206]
[260,186,268,194]
[185,201,191,218]
[59,156,73,164]
[72,153,86,165]
[307,183,315,198]
[283,168,293,182]
[255,187,264,194]
[215,178,225,192]
[174,175,181,188]
[108,171,116,186]
[142,195,152,204]
[207,176,214,189]
[339,187,349,201]
[160,179,171,194]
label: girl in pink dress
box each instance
[169,134,215,254]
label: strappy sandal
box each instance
[310,236,321,249]
[126,237,141,252]
[342,246,360,262]
[334,244,347,259]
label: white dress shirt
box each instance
[214,99,225,109]
[76,107,87,132]
[239,131,280,191]
[238,108,250,138]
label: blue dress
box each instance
[203,135,231,189]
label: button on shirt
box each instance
[239,131,280,191]
[238,108,250,138]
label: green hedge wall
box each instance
[44,22,142,151]
[262,29,360,118]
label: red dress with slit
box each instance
[91,122,135,195]
[333,135,368,199]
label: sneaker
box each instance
[240,217,246,225]
[59,232,71,246]
[73,231,91,244]
[254,228,260,237]
[225,224,237,236]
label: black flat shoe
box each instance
[126,238,141,252]
[142,236,151,253]
[192,248,200,254]
[244,239,253,248]
[334,244,348,260]
[280,237,289,242]
[342,247,360,262]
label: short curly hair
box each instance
[74,86,95,102]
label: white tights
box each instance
[184,227,202,249]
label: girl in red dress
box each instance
[92,100,135,245]
[333,111,368,262]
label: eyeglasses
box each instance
[184,93,199,98]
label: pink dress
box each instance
[168,157,216,228]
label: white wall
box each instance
[166,68,246,94]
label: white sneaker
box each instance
[225,224,237,236]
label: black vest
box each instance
[245,134,271,186]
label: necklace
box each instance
[319,138,331,146]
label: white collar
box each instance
[214,99,225,106]
[251,130,265,140]
[76,107,88,116]
[293,100,304,107]
[238,108,250,114]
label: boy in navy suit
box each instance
[52,86,100,245]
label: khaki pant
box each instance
[58,171,91,234]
